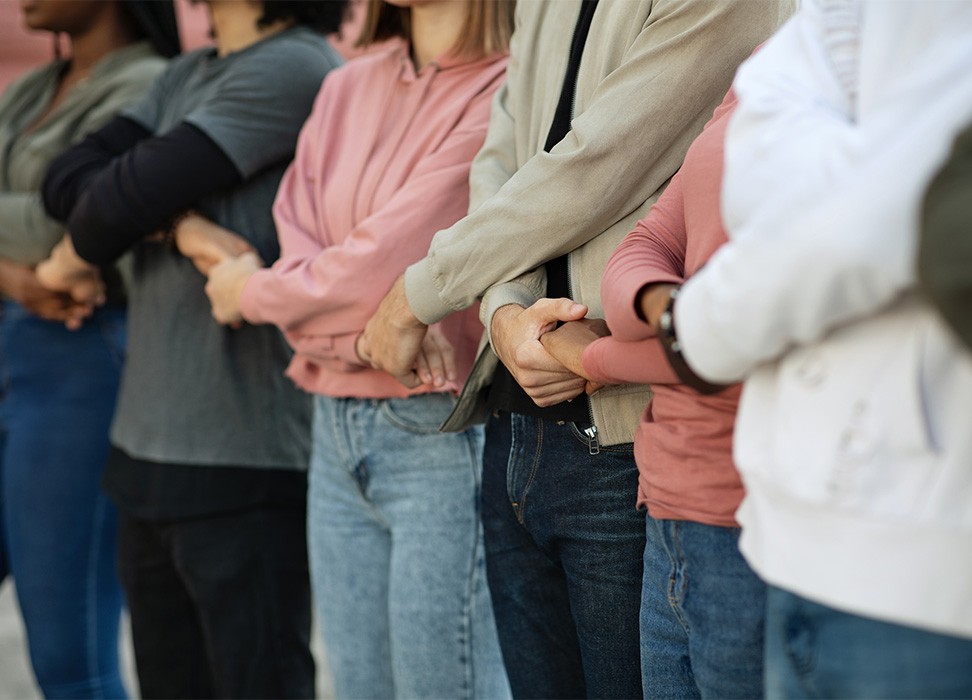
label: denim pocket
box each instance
[378,393,458,435]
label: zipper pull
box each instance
[583,424,600,455]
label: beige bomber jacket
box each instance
[404,0,796,445]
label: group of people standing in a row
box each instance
[1,0,970,698]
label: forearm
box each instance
[583,335,678,386]
[64,123,242,265]
[42,116,152,222]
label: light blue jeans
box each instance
[308,394,510,700]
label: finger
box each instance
[192,255,216,276]
[415,350,435,386]
[355,333,372,365]
[426,330,457,382]
[526,381,587,407]
[69,277,106,305]
[392,370,424,390]
[513,340,577,375]
[418,338,449,387]
[527,297,589,330]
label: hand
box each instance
[0,258,93,329]
[540,317,610,395]
[35,236,106,307]
[204,252,262,326]
[414,326,458,388]
[490,298,590,407]
[357,323,456,389]
[174,213,258,276]
[360,276,429,388]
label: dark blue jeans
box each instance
[640,517,766,699]
[482,411,646,699]
[0,302,127,699]
[765,586,972,699]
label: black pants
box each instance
[117,505,314,699]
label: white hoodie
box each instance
[677,0,972,639]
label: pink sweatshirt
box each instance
[583,91,744,527]
[241,44,507,398]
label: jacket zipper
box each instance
[566,241,600,455]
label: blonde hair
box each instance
[357,0,515,58]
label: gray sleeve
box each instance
[121,60,169,132]
[183,41,339,178]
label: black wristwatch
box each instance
[657,287,728,395]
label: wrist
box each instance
[637,283,678,328]
[489,304,523,363]
[657,286,727,395]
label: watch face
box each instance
[660,310,673,333]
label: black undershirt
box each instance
[486,0,600,424]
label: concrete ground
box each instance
[0,583,41,699]
[0,581,332,699]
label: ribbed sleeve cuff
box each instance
[404,257,454,325]
[480,280,543,347]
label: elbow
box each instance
[67,200,127,266]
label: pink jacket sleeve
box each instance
[580,169,686,386]
[241,75,499,367]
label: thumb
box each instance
[531,297,588,325]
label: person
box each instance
[540,89,767,699]
[671,1,972,696]
[360,0,794,697]
[202,1,513,697]
[0,2,177,697]
[919,121,972,352]
[37,1,346,696]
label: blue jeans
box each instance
[0,302,127,699]
[640,517,766,699]
[765,586,972,698]
[482,412,646,699]
[308,394,510,700]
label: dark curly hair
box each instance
[257,1,349,35]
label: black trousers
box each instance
[117,504,314,699]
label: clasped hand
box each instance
[491,298,609,407]
[32,236,105,329]
[172,213,262,327]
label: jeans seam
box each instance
[458,430,480,700]
[513,417,543,525]
[666,522,691,636]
